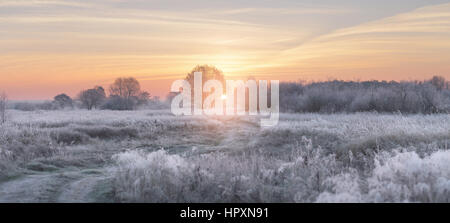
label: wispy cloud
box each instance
[215,7,355,15]
[0,0,94,8]
[270,3,450,80]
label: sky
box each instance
[1,0,450,100]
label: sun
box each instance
[221,94,227,100]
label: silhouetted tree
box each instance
[54,94,73,109]
[103,77,149,110]
[185,65,225,109]
[185,65,225,87]
[109,77,141,99]
[78,86,106,110]
[137,91,151,105]
[430,76,446,91]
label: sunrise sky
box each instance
[1,0,450,100]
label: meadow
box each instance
[0,109,449,202]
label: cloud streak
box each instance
[0,0,95,8]
[272,3,450,81]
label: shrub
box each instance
[75,126,139,139]
[12,101,58,111]
[316,150,450,203]
[101,96,136,111]
[50,129,89,145]
[367,150,450,202]
[0,125,58,175]
[112,138,342,203]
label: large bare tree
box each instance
[185,65,225,87]
[78,86,106,110]
[109,77,141,99]
[105,77,150,110]
[185,65,225,108]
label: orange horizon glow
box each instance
[1,1,450,100]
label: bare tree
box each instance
[430,76,446,91]
[0,92,7,124]
[78,86,106,110]
[137,91,151,105]
[109,77,141,99]
[105,77,150,110]
[185,65,225,87]
[185,65,225,108]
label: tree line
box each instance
[77,77,151,110]
[4,65,450,114]
[13,77,157,111]
[279,76,450,114]
[173,66,450,114]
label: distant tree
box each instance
[105,77,149,110]
[101,95,131,110]
[0,92,7,124]
[185,65,225,88]
[185,65,225,109]
[78,86,106,110]
[430,76,446,91]
[95,86,106,97]
[109,77,141,99]
[54,93,73,109]
[136,91,151,105]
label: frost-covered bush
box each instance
[50,129,90,145]
[0,124,58,176]
[113,138,343,203]
[366,150,450,202]
[316,170,363,203]
[113,141,450,203]
[113,150,192,202]
[74,126,139,140]
[315,150,450,203]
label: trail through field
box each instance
[0,168,113,203]
[0,117,259,203]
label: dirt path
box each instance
[0,168,113,203]
[57,170,114,203]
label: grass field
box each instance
[0,110,449,202]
